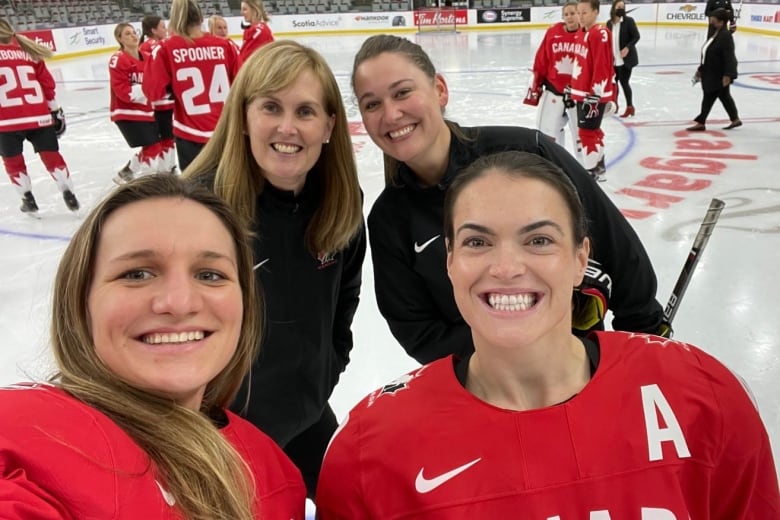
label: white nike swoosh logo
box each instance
[253,258,269,270]
[414,235,440,253]
[415,457,481,493]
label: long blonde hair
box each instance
[0,17,53,61]
[208,14,227,35]
[243,0,270,23]
[169,0,203,39]
[51,175,260,520]
[184,40,362,254]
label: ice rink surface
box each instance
[1,26,779,473]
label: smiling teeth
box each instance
[488,293,536,312]
[272,143,301,154]
[143,331,205,344]
[388,125,415,139]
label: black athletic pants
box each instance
[175,137,204,173]
[614,65,634,106]
[282,404,338,500]
[694,85,739,124]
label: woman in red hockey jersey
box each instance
[209,14,240,54]
[317,151,779,518]
[238,0,273,67]
[109,22,164,183]
[139,14,167,55]
[525,1,582,159]
[0,17,79,214]
[570,0,617,181]
[139,15,177,175]
[143,0,239,171]
[0,175,306,519]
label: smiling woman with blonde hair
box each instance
[185,40,365,498]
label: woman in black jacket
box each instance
[688,8,741,131]
[351,35,669,366]
[607,0,640,118]
[184,41,366,499]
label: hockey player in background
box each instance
[0,18,79,214]
[316,151,780,518]
[109,23,163,184]
[208,14,241,54]
[238,0,274,68]
[143,0,239,171]
[524,1,582,161]
[139,15,177,175]
[569,0,616,181]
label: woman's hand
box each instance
[722,76,731,87]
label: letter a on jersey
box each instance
[640,384,691,462]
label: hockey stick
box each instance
[662,198,726,329]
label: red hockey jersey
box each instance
[140,37,174,111]
[143,34,239,143]
[0,41,57,133]
[138,37,159,59]
[238,21,274,68]
[108,49,154,123]
[570,24,616,102]
[530,22,581,95]
[0,384,306,519]
[317,332,780,519]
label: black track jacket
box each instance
[203,174,366,446]
[367,125,664,364]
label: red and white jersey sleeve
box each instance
[108,50,154,123]
[0,384,306,519]
[138,37,159,60]
[140,38,175,111]
[238,21,274,67]
[570,24,616,102]
[531,22,580,95]
[0,42,56,133]
[144,34,239,143]
[316,333,780,519]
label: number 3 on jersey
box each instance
[176,64,229,115]
[0,66,44,107]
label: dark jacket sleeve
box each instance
[534,132,665,334]
[721,31,738,80]
[332,219,367,365]
[368,202,472,365]
[622,17,640,69]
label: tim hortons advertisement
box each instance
[414,9,468,27]
[477,8,531,23]
[19,30,57,52]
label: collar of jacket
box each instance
[393,124,475,191]
[259,171,320,214]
